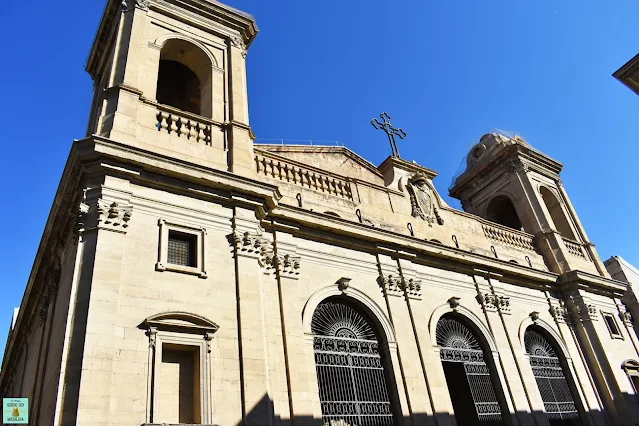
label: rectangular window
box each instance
[168,230,197,267]
[602,312,623,339]
[156,219,207,278]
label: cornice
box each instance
[264,205,558,287]
[450,143,563,199]
[613,53,639,96]
[378,156,438,180]
[557,270,628,297]
[86,0,258,79]
[77,136,281,209]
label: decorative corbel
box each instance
[448,297,461,309]
[336,277,351,293]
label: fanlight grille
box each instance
[311,300,394,426]
[525,328,581,424]
[524,329,557,357]
[312,301,377,340]
[436,317,482,350]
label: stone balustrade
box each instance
[482,223,536,252]
[255,151,354,200]
[156,105,212,145]
[563,237,587,259]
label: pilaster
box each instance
[375,254,416,426]
[232,207,276,426]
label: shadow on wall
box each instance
[221,392,636,426]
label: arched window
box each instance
[312,298,397,426]
[436,315,507,425]
[539,187,576,240]
[486,195,524,231]
[157,39,212,118]
[524,327,582,426]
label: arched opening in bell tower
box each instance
[486,195,524,231]
[539,187,576,240]
[156,39,212,118]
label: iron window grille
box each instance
[155,219,207,278]
[168,230,197,267]
[524,329,582,425]
[436,316,503,424]
[311,301,395,426]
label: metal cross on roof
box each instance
[370,112,406,158]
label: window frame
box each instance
[601,311,624,340]
[143,312,219,425]
[156,219,207,278]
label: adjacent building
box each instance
[1,1,639,426]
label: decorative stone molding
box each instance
[377,274,403,297]
[97,200,132,232]
[406,173,443,226]
[549,304,568,323]
[508,160,530,174]
[233,231,267,257]
[447,297,461,309]
[476,293,498,312]
[76,201,90,235]
[273,253,301,278]
[529,311,540,322]
[122,0,149,11]
[228,35,247,58]
[146,327,158,349]
[336,277,351,293]
[620,307,634,326]
[584,304,598,321]
[499,296,511,314]
[402,278,422,300]
[476,293,510,314]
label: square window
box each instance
[156,219,207,278]
[168,230,197,267]
[602,312,623,339]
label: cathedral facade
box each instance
[2,1,639,426]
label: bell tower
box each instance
[450,133,609,277]
[85,0,258,175]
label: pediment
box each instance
[143,311,219,334]
[256,145,384,185]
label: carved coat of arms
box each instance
[406,174,443,226]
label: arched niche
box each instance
[485,195,524,231]
[140,311,219,424]
[157,38,213,118]
[539,187,577,240]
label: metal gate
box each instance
[437,317,503,423]
[525,329,581,425]
[312,301,394,426]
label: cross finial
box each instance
[371,112,406,158]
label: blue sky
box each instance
[0,0,637,350]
